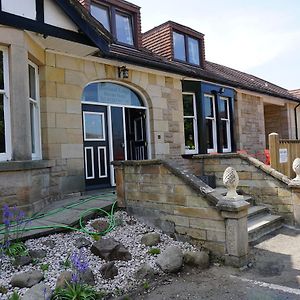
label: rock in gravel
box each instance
[11,270,44,288]
[91,220,109,233]
[141,232,161,246]
[42,240,56,249]
[22,283,52,300]
[29,249,47,259]
[13,256,33,267]
[74,237,91,249]
[100,262,118,279]
[156,246,183,273]
[80,268,96,286]
[91,238,132,261]
[184,251,209,269]
[56,271,72,289]
[135,263,157,280]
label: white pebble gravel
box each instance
[0,211,196,299]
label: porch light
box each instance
[118,66,129,79]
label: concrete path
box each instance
[0,189,116,241]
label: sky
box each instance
[133,0,300,90]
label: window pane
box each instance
[84,113,105,140]
[204,95,214,118]
[28,65,36,100]
[116,12,134,45]
[0,94,5,153]
[0,51,3,90]
[91,4,110,32]
[173,32,186,61]
[82,83,143,107]
[220,98,228,119]
[222,120,228,149]
[183,94,194,116]
[184,118,195,150]
[206,119,214,149]
[30,102,36,154]
[188,37,200,65]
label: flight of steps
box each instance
[213,187,284,244]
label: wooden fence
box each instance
[269,133,300,178]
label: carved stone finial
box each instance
[223,167,240,199]
[292,158,300,182]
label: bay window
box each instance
[28,61,41,159]
[220,96,231,152]
[204,94,217,153]
[0,47,11,161]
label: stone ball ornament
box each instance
[292,157,300,182]
[223,166,241,199]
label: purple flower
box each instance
[71,273,79,284]
[71,250,89,273]
[2,205,13,227]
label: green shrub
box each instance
[40,263,50,272]
[148,248,160,255]
[8,291,20,300]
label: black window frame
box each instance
[90,2,111,33]
[91,1,136,48]
[172,30,201,67]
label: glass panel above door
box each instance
[83,112,105,141]
[82,83,144,107]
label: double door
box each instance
[82,104,147,189]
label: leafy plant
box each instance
[148,248,160,255]
[40,263,50,272]
[8,291,20,300]
[91,234,100,241]
[5,241,28,258]
[52,283,103,300]
[143,281,150,290]
[60,254,71,269]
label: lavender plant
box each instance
[0,205,28,257]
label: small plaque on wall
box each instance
[279,148,288,163]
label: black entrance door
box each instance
[82,104,110,189]
[126,108,148,160]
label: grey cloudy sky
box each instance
[133,0,300,90]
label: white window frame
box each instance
[220,96,231,153]
[204,94,218,153]
[0,47,12,161]
[28,61,42,160]
[183,92,198,155]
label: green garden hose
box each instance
[0,194,118,237]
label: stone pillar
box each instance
[289,185,300,227]
[217,199,250,267]
[9,45,32,160]
[113,163,126,208]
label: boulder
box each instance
[183,251,209,269]
[13,256,33,267]
[80,268,96,286]
[22,283,52,300]
[156,246,183,273]
[141,233,160,247]
[56,271,72,289]
[11,270,44,288]
[135,263,157,280]
[29,249,47,259]
[74,237,91,249]
[91,238,132,261]
[100,262,118,279]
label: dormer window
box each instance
[91,2,134,46]
[173,31,200,66]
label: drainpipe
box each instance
[295,103,300,139]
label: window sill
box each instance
[0,160,55,172]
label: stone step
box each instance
[248,214,283,243]
[248,205,269,219]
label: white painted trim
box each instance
[122,107,128,160]
[82,101,147,110]
[220,96,231,153]
[183,92,198,155]
[84,147,95,179]
[0,46,11,161]
[204,94,218,153]
[83,111,106,141]
[97,146,108,178]
[107,106,115,186]
[29,61,42,160]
